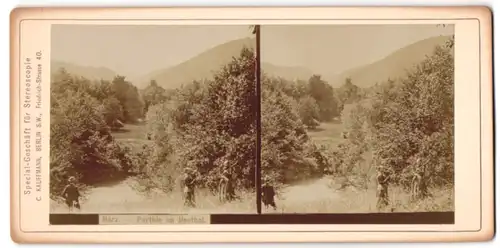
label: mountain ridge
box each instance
[50,61,118,82]
[325,35,452,88]
[50,35,452,90]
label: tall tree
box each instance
[307,74,340,121]
[111,76,145,123]
[142,79,167,114]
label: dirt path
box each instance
[281,177,338,203]
[51,173,452,214]
[263,177,344,213]
[50,178,255,214]
[51,177,352,214]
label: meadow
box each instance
[50,35,455,215]
[51,120,453,214]
[50,123,257,214]
[268,121,454,214]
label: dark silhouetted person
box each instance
[261,177,277,210]
[62,176,81,211]
[220,164,237,201]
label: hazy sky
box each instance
[261,24,454,75]
[51,25,252,78]
[52,24,453,78]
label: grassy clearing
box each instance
[330,182,454,213]
[268,176,454,214]
[307,120,344,149]
[266,120,455,214]
[51,123,256,214]
[51,122,453,214]
[111,123,153,153]
[50,177,256,214]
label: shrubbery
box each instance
[137,48,330,193]
[50,69,145,200]
[50,36,454,210]
[334,38,454,201]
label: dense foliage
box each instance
[50,69,143,199]
[141,80,169,114]
[334,38,454,201]
[135,48,257,193]
[132,47,337,195]
[50,35,454,209]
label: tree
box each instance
[292,79,309,99]
[298,95,320,129]
[142,80,167,114]
[111,76,145,123]
[345,39,454,205]
[261,76,324,185]
[333,38,454,210]
[138,47,257,193]
[307,75,340,121]
[338,77,362,107]
[50,71,136,200]
[99,96,124,130]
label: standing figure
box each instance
[218,168,229,202]
[182,168,197,207]
[376,169,389,211]
[261,176,277,210]
[62,176,81,212]
[219,160,236,203]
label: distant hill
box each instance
[51,61,118,82]
[51,35,452,90]
[135,37,315,89]
[135,38,256,89]
[327,35,452,88]
[51,37,313,89]
[261,63,314,82]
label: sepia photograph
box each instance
[49,24,456,216]
[49,24,259,214]
[11,6,493,243]
[259,25,455,214]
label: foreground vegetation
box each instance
[50,36,454,213]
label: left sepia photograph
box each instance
[49,24,259,214]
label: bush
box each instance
[261,77,326,186]
[336,38,454,202]
[298,96,321,129]
[50,71,137,200]
[137,47,257,193]
[137,47,330,194]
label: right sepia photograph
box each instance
[259,24,455,214]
